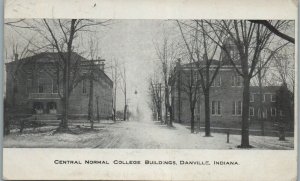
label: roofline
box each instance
[5,52,88,65]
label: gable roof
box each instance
[6,52,87,65]
[6,52,113,86]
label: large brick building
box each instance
[169,42,281,130]
[5,52,113,120]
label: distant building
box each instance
[169,39,281,130]
[5,52,113,120]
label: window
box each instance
[229,49,240,60]
[263,94,266,102]
[232,101,242,115]
[258,109,267,119]
[38,78,52,93]
[38,84,44,93]
[271,94,276,102]
[26,79,32,93]
[216,76,221,87]
[211,101,221,115]
[52,79,58,93]
[232,101,236,115]
[211,76,221,87]
[250,94,254,102]
[280,110,283,116]
[231,75,242,87]
[230,50,235,58]
[249,107,254,116]
[82,79,87,94]
[237,101,242,115]
[271,107,276,116]
[236,76,242,86]
[53,83,58,93]
[231,76,235,87]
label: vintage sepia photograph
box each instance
[3,19,295,150]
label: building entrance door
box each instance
[47,102,57,114]
[33,102,44,114]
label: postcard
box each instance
[2,0,297,180]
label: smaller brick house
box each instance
[249,86,280,127]
[5,52,113,120]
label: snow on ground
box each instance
[3,120,294,149]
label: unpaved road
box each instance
[4,120,294,149]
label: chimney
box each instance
[94,58,105,71]
[14,53,18,61]
[100,62,105,71]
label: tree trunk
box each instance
[60,20,76,130]
[4,111,10,136]
[258,71,264,136]
[159,84,163,123]
[88,77,94,129]
[204,91,211,136]
[97,97,100,123]
[113,81,117,122]
[197,101,201,133]
[191,107,195,133]
[169,105,173,126]
[113,108,116,122]
[123,104,127,121]
[241,76,251,148]
[177,71,182,123]
[60,56,70,130]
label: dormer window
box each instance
[211,76,221,87]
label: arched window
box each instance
[33,102,44,114]
[47,102,57,114]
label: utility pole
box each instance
[88,62,95,129]
[113,60,117,122]
[177,58,182,123]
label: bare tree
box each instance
[6,41,32,107]
[249,20,295,44]
[86,38,101,129]
[250,50,273,136]
[269,47,295,93]
[177,20,223,136]
[119,65,128,121]
[205,20,290,147]
[111,58,120,122]
[154,37,178,126]
[149,73,163,122]
[35,19,110,131]
[4,41,32,135]
[180,58,201,133]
